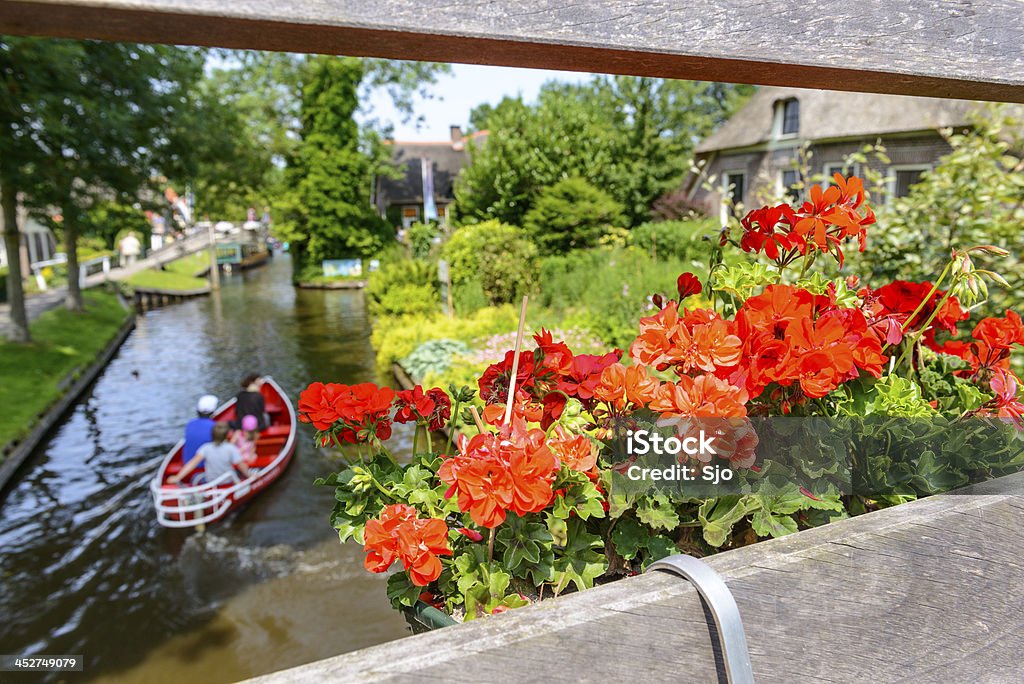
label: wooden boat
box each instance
[150,376,296,528]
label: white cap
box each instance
[197,394,219,414]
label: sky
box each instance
[360,63,593,141]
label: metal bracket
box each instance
[646,554,754,684]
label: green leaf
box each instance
[552,518,607,594]
[635,494,680,531]
[750,509,798,538]
[386,572,421,608]
[698,496,755,547]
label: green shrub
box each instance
[628,218,718,263]
[373,283,439,317]
[366,260,438,316]
[400,338,471,382]
[523,177,625,255]
[451,277,489,316]
[537,247,697,348]
[406,222,439,260]
[370,305,519,375]
[443,220,538,306]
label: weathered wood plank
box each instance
[1,1,1024,103]
[246,473,1024,683]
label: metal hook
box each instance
[647,554,755,684]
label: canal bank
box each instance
[0,254,414,683]
[0,289,134,469]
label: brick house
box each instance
[373,125,488,230]
[683,86,986,223]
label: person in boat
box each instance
[169,421,254,486]
[231,373,268,431]
[231,414,260,468]
[182,394,218,468]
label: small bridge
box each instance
[82,230,216,288]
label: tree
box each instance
[278,56,391,281]
[0,38,83,340]
[0,38,203,312]
[455,78,753,228]
[523,177,625,254]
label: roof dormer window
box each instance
[775,98,800,138]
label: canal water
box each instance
[0,254,413,683]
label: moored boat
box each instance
[150,376,296,528]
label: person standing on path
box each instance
[118,231,141,267]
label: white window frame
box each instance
[887,164,931,199]
[777,168,802,202]
[720,170,746,225]
[773,99,800,140]
[823,162,862,184]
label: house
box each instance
[0,199,59,274]
[684,86,989,223]
[373,125,488,229]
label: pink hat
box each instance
[241,415,259,431]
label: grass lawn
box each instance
[124,268,208,292]
[163,253,209,277]
[0,290,131,449]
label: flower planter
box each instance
[402,600,458,634]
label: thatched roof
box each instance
[695,87,979,154]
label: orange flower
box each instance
[625,364,660,406]
[438,418,558,528]
[649,374,748,418]
[594,362,627,408]
[363,504,452,586]
[548,425,597,473]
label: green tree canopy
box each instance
[455,78,752,228]
[279,56,391,280]
[523,177,625,254]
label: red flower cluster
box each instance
[394,386,452,431]
[438,417,559,528]
[739,174,875,267]
[941,310,1024,377]
[477,330,621,428]
[363,504,451,586]
[298,382,396,442]
[630,285,888,406]
[862,280,968,348]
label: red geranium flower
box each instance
[363,504,452,586]
[677,272,703,299]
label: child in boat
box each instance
[169,422,253,485]
[231,414,260,468]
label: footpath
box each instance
[0,288,66,340]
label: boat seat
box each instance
[262,424,291,437]
[265,401,285,414]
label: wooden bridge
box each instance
[81,230,216,288]
[247,472,1024,682]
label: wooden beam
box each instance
[1,1,1023,103]
[245,473,1024,682]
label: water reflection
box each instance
[0,255,409,682]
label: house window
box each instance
[401,205,420,229]
[778,99,799,137]
[721,171,746,223]
[780,169,801,203]
[891,166,929,198]
[824,162,862,183]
